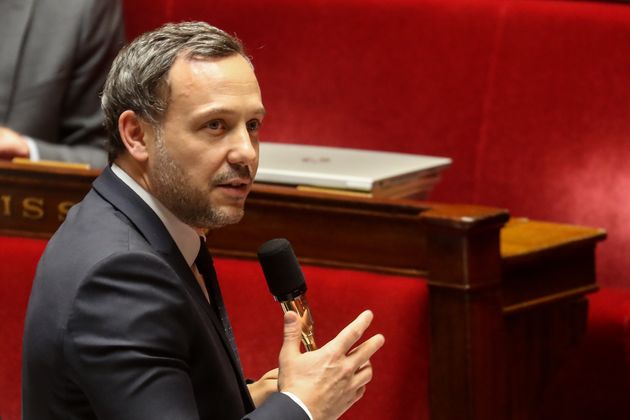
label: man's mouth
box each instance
[215,178,252,197]
[218,178,251,188]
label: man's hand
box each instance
[247,368,279,407]
[278,310,385,420]
[0,126,30,160]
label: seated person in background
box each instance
[22,21,385,419]
[0,0,124,168]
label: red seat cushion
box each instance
[0,236,48,420]
[217,257,430,420]
[0,235,430,420]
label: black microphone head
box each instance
[257,238,306,300]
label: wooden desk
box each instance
[0,161,606,420]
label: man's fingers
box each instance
[260,368,279,381]
[330,310,375,353]
[350,361,374,389]
[346,333,385,368]
[354,359,371,375]
[279,311,303,360]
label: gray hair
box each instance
[101,21,247,162]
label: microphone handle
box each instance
[279,295,317,351]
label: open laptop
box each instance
[255,143,452,194]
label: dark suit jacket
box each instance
[22,166,308,419]
[0,0,124,168]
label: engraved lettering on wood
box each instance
[58,201,75,222]
[22,197,44,220]
[1,195,10,216]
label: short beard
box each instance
[149,131,246,229]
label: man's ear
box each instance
[118,110,154,162]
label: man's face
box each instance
[146,54,265,229]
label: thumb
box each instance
[279,311,303,360]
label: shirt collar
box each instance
[110,164,200,267]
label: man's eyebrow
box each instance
[252,106,267,116]
[194,106,267,118]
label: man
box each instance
[0,0,124,168]
[22,22,384,419]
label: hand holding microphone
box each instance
[257,238,385,419]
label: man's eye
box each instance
[207,120,225,131]
[247,119,262,132]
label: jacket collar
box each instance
[109,163,200,267]
[92,165,180,256]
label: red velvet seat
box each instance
[0,236,430,420]
[217,257,431,420]
[0,236,48,420]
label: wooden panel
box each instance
[0,162,98,238]
[423,214,508,420]
[501,219,606,314]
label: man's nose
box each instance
[227,124,257,165]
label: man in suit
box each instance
[22,21,384,419]
[0,0,124,168]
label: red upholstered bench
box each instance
[0,236,430,420]
[0,236,48,420]
[217,258,430,419]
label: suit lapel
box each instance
[92,167,252,408]
[0,0,35,121]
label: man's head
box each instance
[101,22,265,229]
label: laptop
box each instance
[255,143,452,195]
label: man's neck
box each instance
[114,154,151,193]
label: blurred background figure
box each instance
[0,0,125,168]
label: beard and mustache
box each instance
[148,132,253,229]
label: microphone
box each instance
[257,238,317,351]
